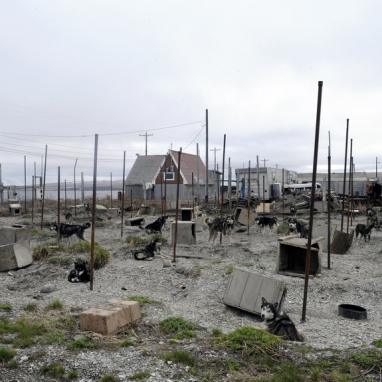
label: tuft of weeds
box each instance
[6,359,18,369]
[163,350,197,367]
[159,317,200,335]
[69,241,110,269]
[225,357,241,373]
[373,339,382,348]
[212,328,223,337]
[46,300,64,310]
[67,337,98,350]
[23,302,38,312]
[0,347,17,361]
[225,265,234,275]
[213,326,282,357]
[125,235,149,246]
[129,371,151,380]
[0,317,47,348]
[45,256,72,266]
[67,370,78,379]
[98,374,116,382]
[257,264,266,270]
[40,362,65,376]
[33,242,63,261]
[126,296,164,305]
[45,331,66,345]
[0,302,12,311]
[120,339,135,347]
[277,221,290,235]
[30,228,48,237]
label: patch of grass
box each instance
[225,357,241,373]
[46,300,64,310]
[22,302,38,312]
[159,317,200,335]
[40,362,65,376]
[126,296,164,305]
[30,228,48,237]
[129,371,151,380]
[213,326,282,357]
[373,339,382,348]
[163,349,197,367]
[125,235,149,246]
[69,241,110,269]
[67,370,78,379]
[225,265,234,275]
[45,331,66,345]
[120,339,135,347]
[352,349,382,368]
[0,303,12,311]
[212,328,223,336]
[67,337,98,350]
[257,264,266,270]
[0,347,17,361]
[6,359,18,369]
[0,317,47,348]
[172,330,196,340]
[98,375,116,382]
[277,221,290,235]
[33,242,62,261]
[45,256,72,266]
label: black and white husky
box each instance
[260,297,306,342]
[255,216,278,229]
[288,218,309,238]
[68,262,91,283]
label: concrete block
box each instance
[137,206,155,216]
[107,208,121,216]
[223,269,287,315]
[170,221,196,245]
[0,225,29,245]
[0,241,33,271]
[80,300,141,335]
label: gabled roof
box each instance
[125,155,165,185]
[168,150,213,185]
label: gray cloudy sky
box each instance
[1,1,381,186]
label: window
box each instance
[164,172,174,181]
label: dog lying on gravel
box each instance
[68,262,91,283]
[260,297,306,342]
[133,237,161,260]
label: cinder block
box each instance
[80,300,141,335]
[0,226,30,246]
[170,221,196,245]
[0,241,33,271]
[108,299,141,321]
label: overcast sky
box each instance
[1,1,381,186]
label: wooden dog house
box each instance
[276,235,324,277]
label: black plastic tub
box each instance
[338,304,367,320]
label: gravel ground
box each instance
[1,208,382,381]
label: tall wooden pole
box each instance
[327,132,331,269]
[40,145,47,230]
[57,167,61,241]
[205,109,209,202]
[90,134,98,291]
[302,81,323,322]
[173,148,182,263]
[341,119,349,231]
[121,151,126,237]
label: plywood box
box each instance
[80,300,141,335]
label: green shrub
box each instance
[98,374,116,382]
[23,303,38,312]
[163,350,197,367]
[0,347,17,361]
[68,337,98,350]
[33,242,62,261]
[159,317,199,335]
[46,300,64,310]
[0,303,12,311]
[40,362,65,376]
[69,241,110,269]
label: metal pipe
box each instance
[340,119,349,231]
[172,148,182,263]
[121,152,126,237]
[302,81,323,322]
[327,132,331,269]
[90,134,98,291]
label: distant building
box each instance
[124,150,216,203]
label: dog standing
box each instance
[203,215,234,244]
[288,218,309,238]
[139,216,169,235]
[68,262,90,283]
[132,237,161,260]
[51,222,91,242]
[355,222,375,243]
[255,216,278,229]
[260,297,306,342]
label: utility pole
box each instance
[376,157,380,181]
[205,109,209,202]
[262,158,269,167]
[210,147,221,198]
[139,132,153,155]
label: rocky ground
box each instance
[1,206,382,381]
